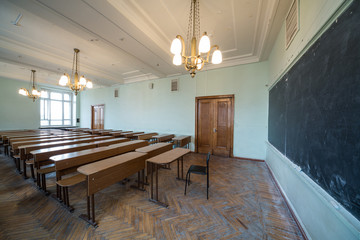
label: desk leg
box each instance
[177,159,180,178]
[150,163,153,199]
[176,157,185,181]
[22,154,28,179]
[130,171,146,191]
[79,194,98,227]
[155,164,158,201]
[181,156,184,179]
[148,163,169,208]
[142,169,145,189]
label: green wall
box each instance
[0,77,40,130]
[80,62,269,160]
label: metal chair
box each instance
[184,152,210,199]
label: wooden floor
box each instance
[0,152,304,240]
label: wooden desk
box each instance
[122,131,144,138]
[31,143,98,192]
[172,135,191,148]
[50,140,149,209]
[92,137,129,147]
[77,152,148,227]
[9,135,59,144]
[133,132,158,141]
[112,131,132,137]
[99,131,111,135]
[136,143,173,183]
[135,143,172,158]
[18,136,113,178]
[146,148,191,207]
[13,138,64,150]
[153,134,175,143]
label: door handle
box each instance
[213,128,217,133]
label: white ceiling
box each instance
[0,0,292,88]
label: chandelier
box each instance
[18,69,41,102]
[59,48,92,95]
[170,0,222,78]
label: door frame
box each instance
[91,104,105,129]
[195,94,234,157]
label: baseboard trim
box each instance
[233,156,264,162]
[265,162,309,240]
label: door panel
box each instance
[91,105,104,129]
[196,96,233,157]
[213,99,231,157]
[198,100,213,154]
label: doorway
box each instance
[91,104,104,129]
[195,95,234,157]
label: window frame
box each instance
[40,88,77,127]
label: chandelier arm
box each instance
[204,45,220,63]
[176,35,186,59]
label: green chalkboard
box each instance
[268,1,360,220]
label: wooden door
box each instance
[196,95,234,157]
[91,104,104,129]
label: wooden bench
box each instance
[77,152,148,227]
[146,148,191,207]
[172,135,191,148]
[50,140,149,211]
[31,142,99,193]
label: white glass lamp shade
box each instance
[79,76,87,86]
[199,33,211,53]
[86,80,93,88]
[173,54,182,66]
[59,74,69,86]
[170,38,182,54]
[196,58,203,70]
[18,88,28,96]
[211,49,222,64]
[32,89,41,96]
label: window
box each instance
[40,89,77,127]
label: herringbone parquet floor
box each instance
[0,152,304,240]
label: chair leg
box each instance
[188,173,191,186]
[207,174,209,200]
[184,171,189,195]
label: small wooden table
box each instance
[133,132,158,141]
[77,152,148,227]
[146,148,191,207]
[172,135,191,148]
[153,134,175,143]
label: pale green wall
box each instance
[266,0,360,239]
[80,62,269,160]
[268,0,346,87]
[0,77,40,130]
